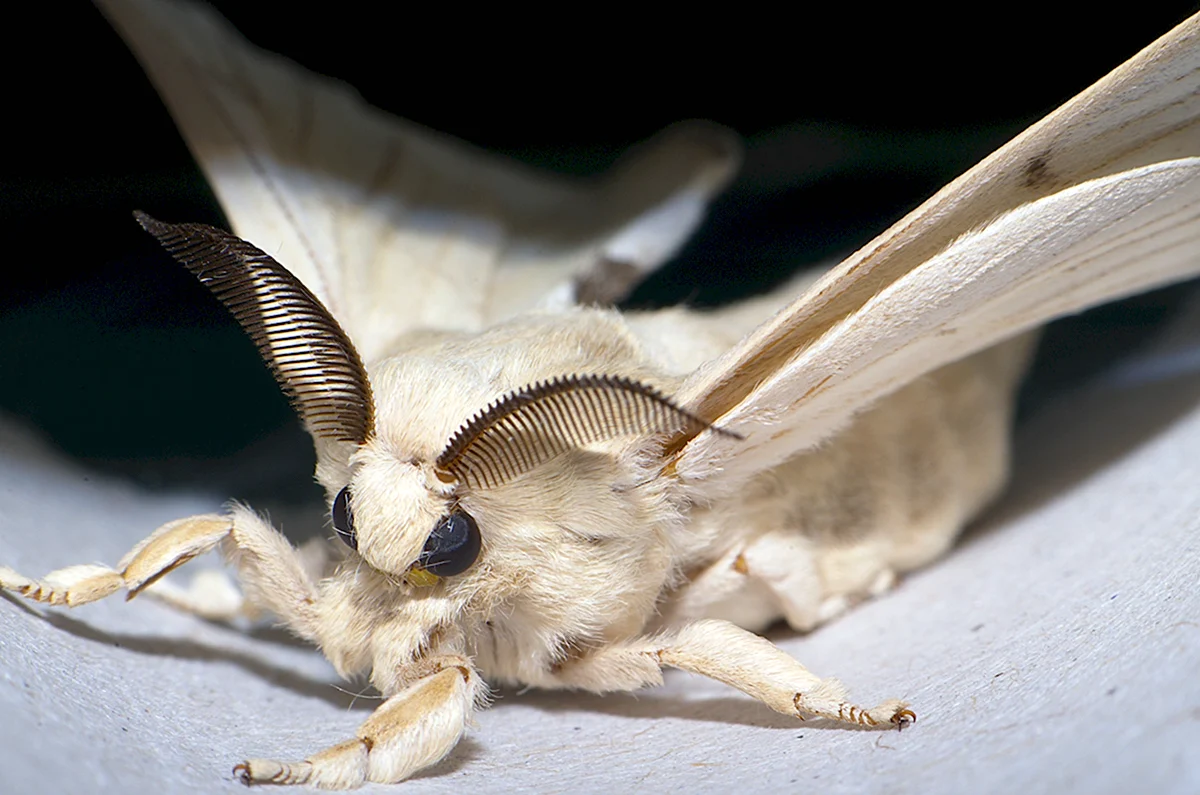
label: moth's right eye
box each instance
[332,486,356,550]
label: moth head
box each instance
[329,447,479,583]
[330,373,733,586]
[136,213,733,590]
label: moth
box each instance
[3,0,1199,788]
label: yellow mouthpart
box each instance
[406,566,440,588]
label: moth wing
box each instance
[673,14,1200,495]
[97,0,739,364]
[676,159,1200,493]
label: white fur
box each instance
[7,1,1199,787]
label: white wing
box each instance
[678,160,1200,492]
[96,0,739,364]
[673,13,1200,496]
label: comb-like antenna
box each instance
[437,374,739,490]
[135,212,375,445]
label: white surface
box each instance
[2,306,1199,794]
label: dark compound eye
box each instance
[419,510,481,577]
[332,486,356,550]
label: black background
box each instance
[3,3,1197,508]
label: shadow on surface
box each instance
[1,591,363,712]
[505,683,893,733]
[964,369,1200,546]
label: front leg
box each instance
[553,619,914,729]
[237,657,483,788]
[0,505,319,639]
[140,535,335,622]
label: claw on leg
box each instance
[1,508,319,639]
[792,690,916,728]
[235,759,317,787]
[552,618,915,732]
[233,665,480,788]
[0,564,124,607]
[0,515,230,608]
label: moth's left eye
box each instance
[419,510,481,576]
[332,486,356,550]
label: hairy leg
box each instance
[0,505,319,639]
[660,530,898,634]
[236,656,483,788]
[552,619,913,729]
[142,535,335,622]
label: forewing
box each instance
[674,13,1200,496]
[678,14,1199,422]
[97,0,739,364]
[677,159,1200,493]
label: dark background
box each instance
[3,3,1198,508]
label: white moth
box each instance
[4,0,1199,788]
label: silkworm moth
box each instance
[3,1,1198,789]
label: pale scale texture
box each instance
[1,301,1198,794]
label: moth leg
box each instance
[141,536,333,622]
[0,514,231,608]
[553,619,913,729]
[655,532,825,632]
[656,547,763,628]
[235,659,482,788]
[729,531,826,632]
[140,569,258,622]
[661,532,899,634]
[0,506,319,639]
[811,568,898,628]
[739,532,899,632]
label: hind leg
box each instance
[660,530,898,633]
[551,619,914,729]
